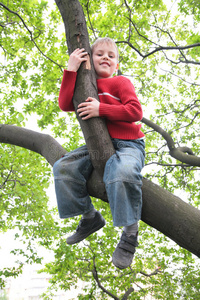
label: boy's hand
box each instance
[77,97,100,120]
[67,48,88,72]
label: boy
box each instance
[53,37,145,269]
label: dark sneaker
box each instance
[66,211,106,245]
[112,231,138,269]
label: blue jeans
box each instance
[53,139,145,227]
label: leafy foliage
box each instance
[0,0,200,298]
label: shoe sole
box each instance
[112,257,129,269]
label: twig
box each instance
[84,0,97,40]
[0,2,63,71]
[140,267,162,277]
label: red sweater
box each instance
[58,70,145,140]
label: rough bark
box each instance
[0,124,200,257]
[141,178,200,257]
[55,0,115,192]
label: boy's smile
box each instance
[101,61,110,66]
[92,42,119,79]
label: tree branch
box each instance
[151,24,187,60]
[0,124,66,166]
[0,2,63,70]
[92,257,119,300]
[84,0,97,40]
[140,267,162,277]
[115,12,200,63]
[0,124,200,257]
[158,65,200,86]
[0,166,13,189]
[121,287,134,300]
[141,117,200,166]
[117,39,200,62]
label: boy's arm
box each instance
[58,70,77,111]
[99,77,143,122]
[77,77,142,122]
[58,48,88,112]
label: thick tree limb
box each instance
[55,0,115,175]
[55,0,115,193]
[0,124,200,258]
[0,124,66,166]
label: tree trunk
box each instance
[0,124,200,257]
[55,0,115,191]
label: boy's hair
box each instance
[91,37,119,61]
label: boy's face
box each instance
[92,42,119,79]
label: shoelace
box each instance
[76,218,85,232]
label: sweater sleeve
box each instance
[58,70,77,112]
[99,76,143,122]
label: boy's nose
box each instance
[102,53,109,60]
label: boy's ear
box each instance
[115,63,119,73]
[115,63,119,75]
